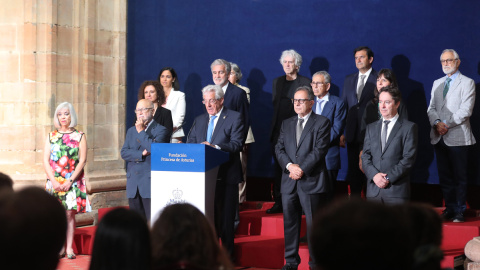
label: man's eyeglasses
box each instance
[134,107,153,114]
[291,99,312,104]
[311,82,328,86]
[440,59,457,64]
[202,99,218,105]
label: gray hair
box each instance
[53,102,77,128]
[279,49,303,70]
[295,86,315,101]
[312,71,332,84]
[210,59,231,76]
[441,49,460,60]
[201,84,224,100]
[230,62,243,83]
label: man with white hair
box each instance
[268,49,311,214]
[427,49,476,223]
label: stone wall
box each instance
[0,0,128,221]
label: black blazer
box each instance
[223,83,250,143]
[270,74,311,142]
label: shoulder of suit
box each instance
[170,90,185,98]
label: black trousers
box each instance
[128,188,151,222]
[346,141,366,196]
[214,180,239,261]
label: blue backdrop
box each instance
[126,0,480,185]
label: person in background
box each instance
[43,102,90,260]
[151,203,233,270]
[89,208,151,270]
[0,172,13,193]
[158,67,186,143]
[137,80,174,138]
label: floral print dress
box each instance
[45,130,91,213]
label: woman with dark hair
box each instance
[137,80,174,137]
[158,67,186,143]
[359,69,408,170]
[151,203,233,270]
[89,208,151,270]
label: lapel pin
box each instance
[223,116,226,119]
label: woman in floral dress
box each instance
[43,102,90,259]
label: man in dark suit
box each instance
[427,49,476,222]
[341,46,378,196]
[211,59,249,142]
[187,84,244,260]
[121,99,170,221]
[311,71,347,200]
[275,86,331,270]
[362,85,418,204]
[268,49,311,214]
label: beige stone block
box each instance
[93,124,114,149]
[0,126,36,150]
[57,26,73,54]
[94,147,117,161]
[56,83,73,103]
[82,55,95,83]
[23,53,36,81]
[94,56,103,83]
[0,102,14,125]
[36,53,55,82]
[95,104,106,124]
[57,0,74,27]
[0,83,31,102]
[95,30,113,56]
[119,58,126,85]
[37,0,57,24]
[0,151,37,174]
[35,82,56,103]
[118,32,126,57]
[36,100,56,126]
[36,23,57,52]
[56,54,72,83]
[83,28,96,55]
[0,0,23,24]
[84,0,97,29]
[83,83,95,104]
[23,0,36,23]
[35,125,52,154]
[22,23,37,52]
[0,25,17,51]
[0,53,20,82]
[96,84,111,104]
[102,57,115,85]
[97,0,114,31]
[117,0,127,32]
[13,102,35,125]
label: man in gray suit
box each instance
[275,86,331,270]
[362,85,418,204]
[427,49,476,222]
[121,99,170,221]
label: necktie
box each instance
[206,115,217,143]
[316,99,324,115]
[357,75,366,101]
[381,120,390,152]
[443,77,452,99]
[296,118,304,146]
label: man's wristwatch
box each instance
[433,119,441,128]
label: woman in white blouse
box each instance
[158,67,186,143]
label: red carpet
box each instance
[66,203,478,270]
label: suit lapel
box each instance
[321,100,333,118]
[382,119,402,155]
[210,108,227,143]
[297,114,316,149]
[198,114,209,142]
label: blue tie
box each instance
[206,115,217,143]
[443,77,452,99]
[316,99,324,114]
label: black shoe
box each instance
[453,212,465,223]
[441,209,455,221]
[266,203,283,214]
[281,264,298,270]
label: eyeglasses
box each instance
[440,59,457,64]
[134,107,153,114]
[291,99,312,104]
[311,82,328,86]
[202,99,218,105]
[378,100,393,106]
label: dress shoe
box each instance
[441,209,454,221]
[281,264,298,270]
[266,203,283,214]
[453,212,465,223]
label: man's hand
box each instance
[288,164,303,180]
[201,141,215,148]
[359,150,364,173]
[435,122,449,136]
[135,118,146,133]
[142,149,150,156]
[339,134,346,148]
[373,173,390,189]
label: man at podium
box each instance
[187,84,244,261]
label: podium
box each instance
[150,143,229,224]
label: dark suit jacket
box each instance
[361,117,418,198]
[270,74,311,142]
[223,83,250,143]
[121,121,170,198]
[134,107,173,138]
[187,107,244,184]
[341,70,377,143]
[275,113,331,194]
[312,94,347,171]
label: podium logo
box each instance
[166,188,186,205]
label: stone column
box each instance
[0,0,128,224]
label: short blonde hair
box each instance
[53,102,77,128]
